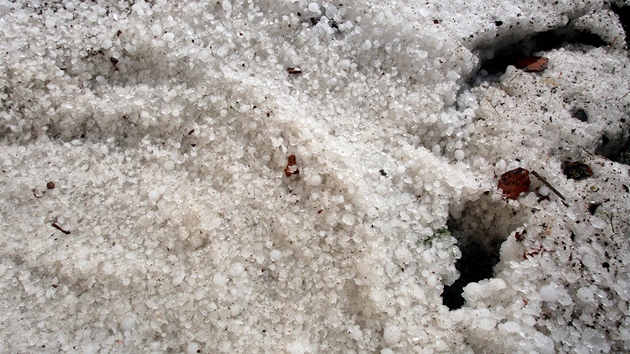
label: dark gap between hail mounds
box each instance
[441,195,527,310]
[469,22,608,84]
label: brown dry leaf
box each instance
[284,154,299,177]
[498,167,531,200]
[515,56,549,72]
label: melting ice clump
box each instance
[0,0,629,352]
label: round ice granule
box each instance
[270,249,282,261]
[454,149,465,161]
[221,0,232,11]
[540,282,560,302]
[186,342,200,354]
[577,286,595,302]
[347,324,363,340]
[229,262,244,277]
[376,184,387,195]
[385,262,397,277]
[488,278,506,290]
[581,328,607,349]
[394,247,410,262]
[84,343,99,354]
[45,17,56,28]
[522,315,536,326]
[381,349,394,354]
[356,260,371,275]
[308,2,320,13]
[591,216,607,229]
[151,23,163,35]
[464,282,481,301]
[102,262,114,275]
[370,288,385,302]
[164,160,175,170]
[342,214,355,225]
[477,318,497,330]
[100,145,109,154]
[121,314,136,331]
[498,321,520,334]
[383,323,402,344]
[538,185,550,196]
[148,189,160,202]
[309,174,322,187]
[213,273,228,286]
[522,192,537,207]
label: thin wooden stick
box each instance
[605,90,630,102]
[606,36,619,54]
[580,146,595,156]
[485,98,503,119]
[531,170,567,202]
[51,222,71,235]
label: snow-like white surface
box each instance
[0,0,629,352]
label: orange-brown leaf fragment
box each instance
[515,56,549,72]
[284,154,299,177]
[498,167,531,200]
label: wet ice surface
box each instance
[1,0,629,352]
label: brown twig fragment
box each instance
[485,98,503,119]
[605,90,630,102]
[507,70,522,84]
[607,36,619,54]
[580,146,595,156]
[51,222,71,235]
[544,79,558,88]
[286,67,302,74]
[531,170,567,203]
[284,154,299,177]
[493,83,514,97]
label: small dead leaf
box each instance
[284,154,299,177]
[498,167,531,200]
[562,161,593,180]
[515,56,549,72]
